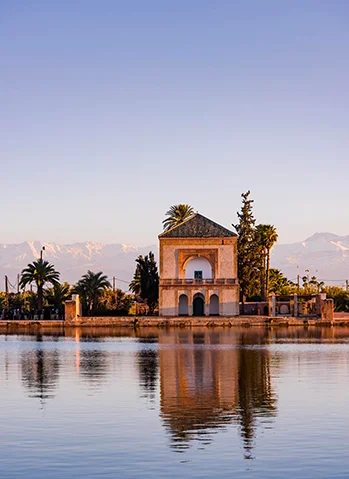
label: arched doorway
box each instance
[193,293,205,316]
[209,294,219,315]
[178,294,188,316]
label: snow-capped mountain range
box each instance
[271,233,349,287]
[1,233,349,291]
[0,241,157,291]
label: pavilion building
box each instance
[158,213,239,316]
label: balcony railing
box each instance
[160,278,237,285]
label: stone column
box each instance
[188,291,193,316]
[268,295,273,317]
[205,290,210,317]
[271,294,276,317]
[293,294,298,317]
[64,294,80,322]
[321,299,334,321]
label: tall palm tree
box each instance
[45,282,71,309]
[19,259,60,314]
[73,271,111,315]
[162,204,195,232]
[256,224,278,299]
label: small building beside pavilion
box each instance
[158,213,239,317]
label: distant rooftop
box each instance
[159,213,237,238]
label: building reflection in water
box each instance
[21,334,60,406]
[158,329,277,455]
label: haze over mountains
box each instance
[1,233,349,291]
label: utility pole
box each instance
[346,279,348,292]
[17,274,20,294]
[296,265,300,293]
[113,276,116,292]
[5,276,8,294]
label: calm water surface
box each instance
[1,326,349,478]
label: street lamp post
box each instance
[38,246,45,320]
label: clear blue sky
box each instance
[1,1,348,246]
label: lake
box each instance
[1,326,349,478]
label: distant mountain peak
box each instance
[271,233,349,286]
[122,244,138,253]
[303,232,339,242]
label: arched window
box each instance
[178,294,188,316]
[209,294,219,315]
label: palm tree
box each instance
[269,269,296,295]
[256,224,278,299]
[162,204,195,232]
[73,271,111,315]
[45,282,71,309]
[19,259,60,314]
[129,264,142,297]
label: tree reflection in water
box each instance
[137,338,159,404]
[158,329,277,456]
[21,334,60,406]
[238,331,277,459]
[79,339,108,385]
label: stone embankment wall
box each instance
[1,315,349,329]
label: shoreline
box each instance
[0,315,348,328]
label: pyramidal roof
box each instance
[159,213,237,238]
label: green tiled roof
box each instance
[159,213,237,238]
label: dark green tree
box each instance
[233,191,262,312]
[325,286,349,312]
[0,292,7,310]
[19,259,60,314]
[162,204,195,232]
[45,282,71,309]
[73,271,111,315]
[97,288,134,316]
[129,252,159,315]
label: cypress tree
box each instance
[233,191,262,313]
